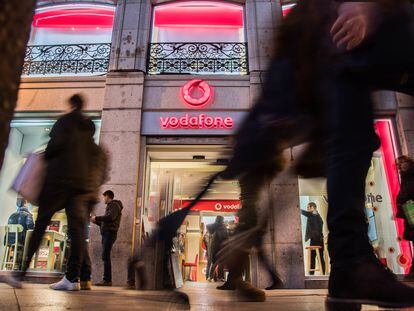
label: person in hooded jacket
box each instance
[396,155,414,280]
[91,190,123,286]
[5,198,34,246]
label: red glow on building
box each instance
[154,2,244,28]
[375,119,412,273]
[33,7,115,29]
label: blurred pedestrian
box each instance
[91,190,123,286]
[203,226,214,281]
[5,94,96,290]
[396,155,414,280]
[207,216,228,282]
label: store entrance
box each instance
[142,145,241,284]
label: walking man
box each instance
[91,190,123,286]
[301,202,325,275]
[5,94,95,290]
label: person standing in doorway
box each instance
[396,155,414,280]
[91,190,123,286]
[301,202,325,275]
[207,216,228,282]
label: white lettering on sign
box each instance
[160,113,234,130]
[215,203,241,211]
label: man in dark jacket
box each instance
[91,190,123,286]
[5,94,96,290]
[301,202,325,275]
[396,155,414,280]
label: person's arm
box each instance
[44,118,68,160]
[95,203,120,223]
[301,210,313,217]
[26,213,34,230]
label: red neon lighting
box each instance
[375,119,411,273]
[154,2,243,27]
[282,4,296,17]
[180,80,214,109]
[173,200,241,212]
[160,114,234,130]
[33,8,115,29]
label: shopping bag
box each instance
[403,201,414,227]
[11,152,46,205]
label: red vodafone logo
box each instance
[180,79,214,109]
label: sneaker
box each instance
[3,275,22,289]
[95,281,112,286]
[326,258,414,309]
[80,280,92,290]
[50,277,80,291]
[235,280,266,302]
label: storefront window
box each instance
[0,118,101,273]
[148,1,248,74]
[299,119,412,276]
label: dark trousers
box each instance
[324,16,414,267]
[24,184,90,282]
[101,230,117,282]
[205,257,213,279]
[310,239,326,275]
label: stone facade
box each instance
[14,0,414,289]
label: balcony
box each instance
[148,42,248,75]
[23,43,111,76]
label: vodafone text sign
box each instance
[160,113,234,129]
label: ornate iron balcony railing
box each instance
[148,42,248,75]
[23,43,111,76]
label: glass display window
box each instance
[0,118,101,273]
[298,119,412,276]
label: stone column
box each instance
[89,0,148,286]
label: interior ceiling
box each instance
[149,146,239,199]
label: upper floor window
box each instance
[23,4,115,77]
[148,1,248,75]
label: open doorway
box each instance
[141,145,241,285]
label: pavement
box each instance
[0,282,413,311]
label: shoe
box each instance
[95,281,112,286]
[50,277,80,291]
[124,282,135,290]
[216,283,235,290]
[326,258,414,310]
[3,274,22,289]
[80,280,92,290]
[235,280,266,302]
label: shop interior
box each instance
[143,146,241,283]
[0,119,100,273]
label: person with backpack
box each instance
[91,190,123,286]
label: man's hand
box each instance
[331,2,382,51]
[90,216,96,223]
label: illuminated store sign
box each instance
[157,79,235,130]
[173,200,241,212]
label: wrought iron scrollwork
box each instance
[23,43,111,76]
[148,42,248,75]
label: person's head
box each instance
[215,215,224,224]
[68,94,84,111]
[307,202,317,213]
[103,190,114,204]
[16,198,27,209]
[397,156,413,173]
